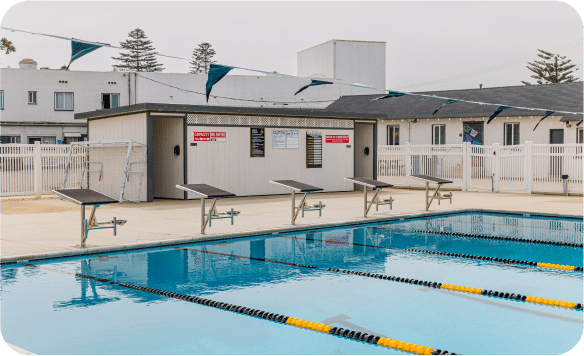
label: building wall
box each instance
[297,40,386,91]
[377,116,579,146]
[135,72,383,108]
[186,125,354,197]
[87,113,148,202]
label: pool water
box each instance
[1,212,582,354]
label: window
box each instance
[433,124,446,145]
[577,128,583,144]
[387,125,400,145]
[102,93,120,109]
[0,90,3,109]
[28,91,37,104]
[0,135,21,144]
[55,92,74,111]
[28,136,56,144]
[504,123,520,145]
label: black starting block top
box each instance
[270,180,323,193]
[409,174,453,184]
[176,184,236,199]
[52,189,119,206]
[344,177,393,189]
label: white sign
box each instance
[272,130,299,149]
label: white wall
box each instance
[136,72,383,108]
[377,116,579,146]
[186,125,354,197]
[297,40,386,91]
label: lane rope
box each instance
[326,268,583,311]
[374,227,583,247]
[26,264,455,355]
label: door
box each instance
[152,117,185,199]
[354,123,375,182]
[549,129,564,178]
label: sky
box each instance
[0,1,583,94]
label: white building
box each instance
[326,82,584,146]
[0,40,386,144]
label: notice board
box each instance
[250,127,265,157]
[306,130,322,168]
[272,129,299,149]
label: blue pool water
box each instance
[1,212,583,354]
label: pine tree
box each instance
[521,49,579,85]
[112,28,163,72]
[1,38,16,55]
[190,43,216,74]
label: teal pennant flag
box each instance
[374,91,407,100]
[532,111,555,131]
[487,106,512,124]
[294,79,333,95]
[206,64,234,102]
[432,99,458,115]
[67,40,103,70]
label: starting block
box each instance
[52,189,126,247]
[269,180,325,225]
[344,177,394,217]
[409,174,453,211]
[176,184,240,234]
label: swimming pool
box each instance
[1,211,582,354]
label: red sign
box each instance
[326,135,349,143]
[193,132,226,142]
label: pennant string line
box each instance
[3,26,583,116]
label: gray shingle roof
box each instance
[325,82,583,122]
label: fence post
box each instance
[405,142,411,187]
[524,141,533,194]
[34,141,42,198]
[492,143,500,193]
[462,142,469,191]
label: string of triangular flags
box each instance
[4,26,582,129]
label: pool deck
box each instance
[1,189,582,264]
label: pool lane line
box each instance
[403,248,583,272]
[326,268,583,311]
[373,227,583,248]
[177,247,317,268]
[178,243,583,312]
[280,235,583,274]
[24,263,455,355]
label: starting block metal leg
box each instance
[201,197,206,234]
[81,206,86,247]
[292,192,309,225]
[425,182,429,211]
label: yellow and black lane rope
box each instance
[327,268,583,311]
[27,265,457,355]
[375,227,583,248]
[404,248,583,272]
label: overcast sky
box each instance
[1,1,583,93]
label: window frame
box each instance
[101,93,121,110]
[386,125,400,145]
[432,124,446,145]
[27,136,57,144]
[54,92,74,111]
[577,127,583,144]
[504,122,520,146]
[0,90,4,109]
[28,91,37,105]
[0,135,21,144]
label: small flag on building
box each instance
[532,111,555,131]
[487,105,512,124]
[206,64,234,102]
[67,40,103,70]
[374,91,407,100]
[432,99,458,115]
[294,79,333,95]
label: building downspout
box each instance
[127,73,131,105]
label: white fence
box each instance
[378,142,583,194]
[1,142,86,197]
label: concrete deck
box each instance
[1,189,582,263]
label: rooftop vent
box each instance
[19,58,37,70]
